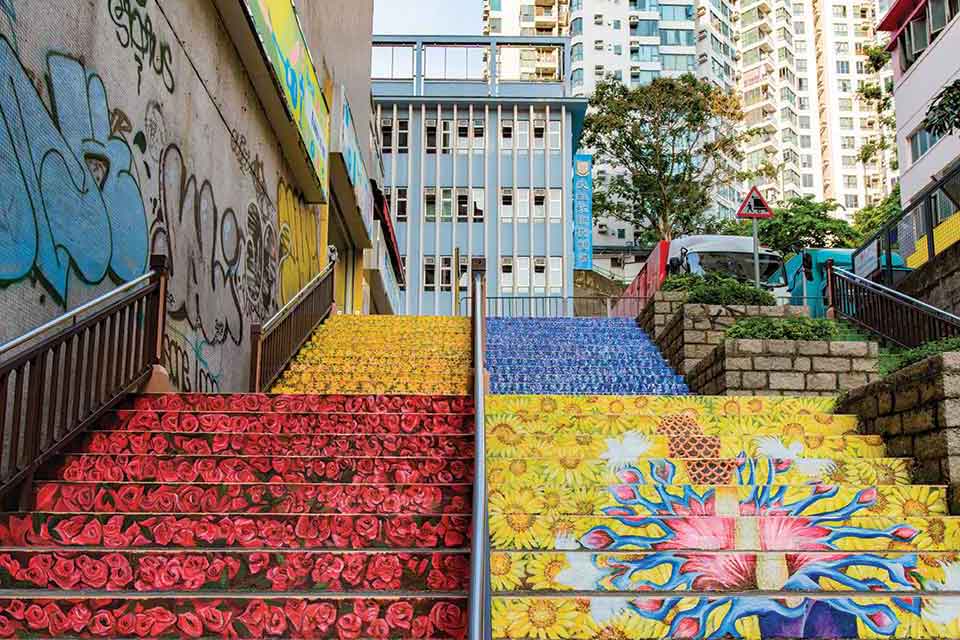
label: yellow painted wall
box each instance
[906,210,960,269]
[277,181,321,305]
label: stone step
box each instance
[486,514,953,552]
[487,433,886,460]
[0,596,468,638]
[51,455,474,484]
[490,595,951,639]
[488,457,912,488]
[0,549,469,593]
[104,411,474,436]
[32,483,472,516]
[487,484,947,518]
[491,550,956,593]
[121,394,475,415]
[82,432,476,458]
[0,513,471,550]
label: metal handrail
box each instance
[0,270,158,358]
[467,268,489,640]
[829,265,960,348]
[834,267,960,324]
[262,261,336,335]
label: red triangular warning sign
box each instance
[736,186,774,219]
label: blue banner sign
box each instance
[573,154,593,270]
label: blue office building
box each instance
[371,36,589,315]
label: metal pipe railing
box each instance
[467,268,489,640]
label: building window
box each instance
[500,257,513,289]
[457,120,470,151]
[842,155,857,167]
[399,256,406,291]
[841,136,856,150]
[594,39,605,51]
[424,188,437,222]
[844,175,858,188]
[836,60,850,74]
[441,120,453,153]
[533,190,546,219]
[533,257,547,292]
[517,121,530,150]
[533,120,546,150]
[549,121,561,150]
[617,228,626,239]
[571,43,583,62]
[517,189,530,221]
[833,5,847,17]
[440,188,453,220]
[572,69,584,88]
[425,120,438,154]
[845,195,859,209]
[909,126,944,162]
[397,120,409,152]
[395,187,408,222]
[473,119,485,151]
[571,18,582,36]
[500,189,513,221]
[457,189,470,222]
[424,256,436,291]
[839,117,853,130]
[593,13,604,25]
[839,97,852,111]
[516,257,530,293]
[472,189,485,222]
[440,256,453,291]
[380,118,393,153]
[660,4,693,20]
[549,189,562,222]
[458,256,469,292]
[660,29,694,46]
[501,121,513,150]
[549,257,562,294]
[802,174,814,188]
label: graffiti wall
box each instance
[0,0,315,392]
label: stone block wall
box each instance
[836,352,960,509]
[688,339,881,396]
[657,303,808,375]
[637,291,687,340]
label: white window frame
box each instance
[516,189,530,221]
[516,257,531,294]
[517,121,530,150]
[395,187,408,222]
[472,189,485,222]
[500,257,514,290]
[424,188,437,222]
[549,121,561,150]
[533,190,546,220]
[501,121,514,150]
[549,189,562,222]
[533,256,547,292]
[424,256,437,291]
[440,256,453,291]
[440,188,454,221]
[500,189,514,222]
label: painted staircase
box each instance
[0,316,474,638]
[483,320,960,639]
[486,318,688,395]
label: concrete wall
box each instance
[0,0,373,392]
[898,238,960,316]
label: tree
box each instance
[924,79,960,137]
[856,45,897,171]
[581,75,762,242]
[853,185,902,239]
[716,196,859,256]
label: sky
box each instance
[373,0,483,35]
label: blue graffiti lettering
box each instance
[0,36,147,304]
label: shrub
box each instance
[880,336,960,375]
[726,317,840,341]
[660,273,776,306]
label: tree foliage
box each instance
[862,44,891,74]
[718,196,859,255]
[853,185,902,239]
[581,75,759,241]
[924,79,960,137]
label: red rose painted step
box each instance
[0,597,468,638]
[51,455,474,484]
[80,431,476,457]
[101,411,475,436]
[121,394,474,415]
[0,550,469,593]
[33,483,472,516]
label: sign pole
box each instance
[752,218,760,287]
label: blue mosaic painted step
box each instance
[486,318,688,396]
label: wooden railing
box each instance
[828,264,960,348]
[249,261,336,392]
[0,255,167,506]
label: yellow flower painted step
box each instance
[487,484,947,518]
[487,432,886,460]
[487,514,960,552]
[490,550,960,593]
[489,457,913,489]
[490,595,960,639]
[487,394,837,418]
[487,411,860,439]
[271,377,471,395]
